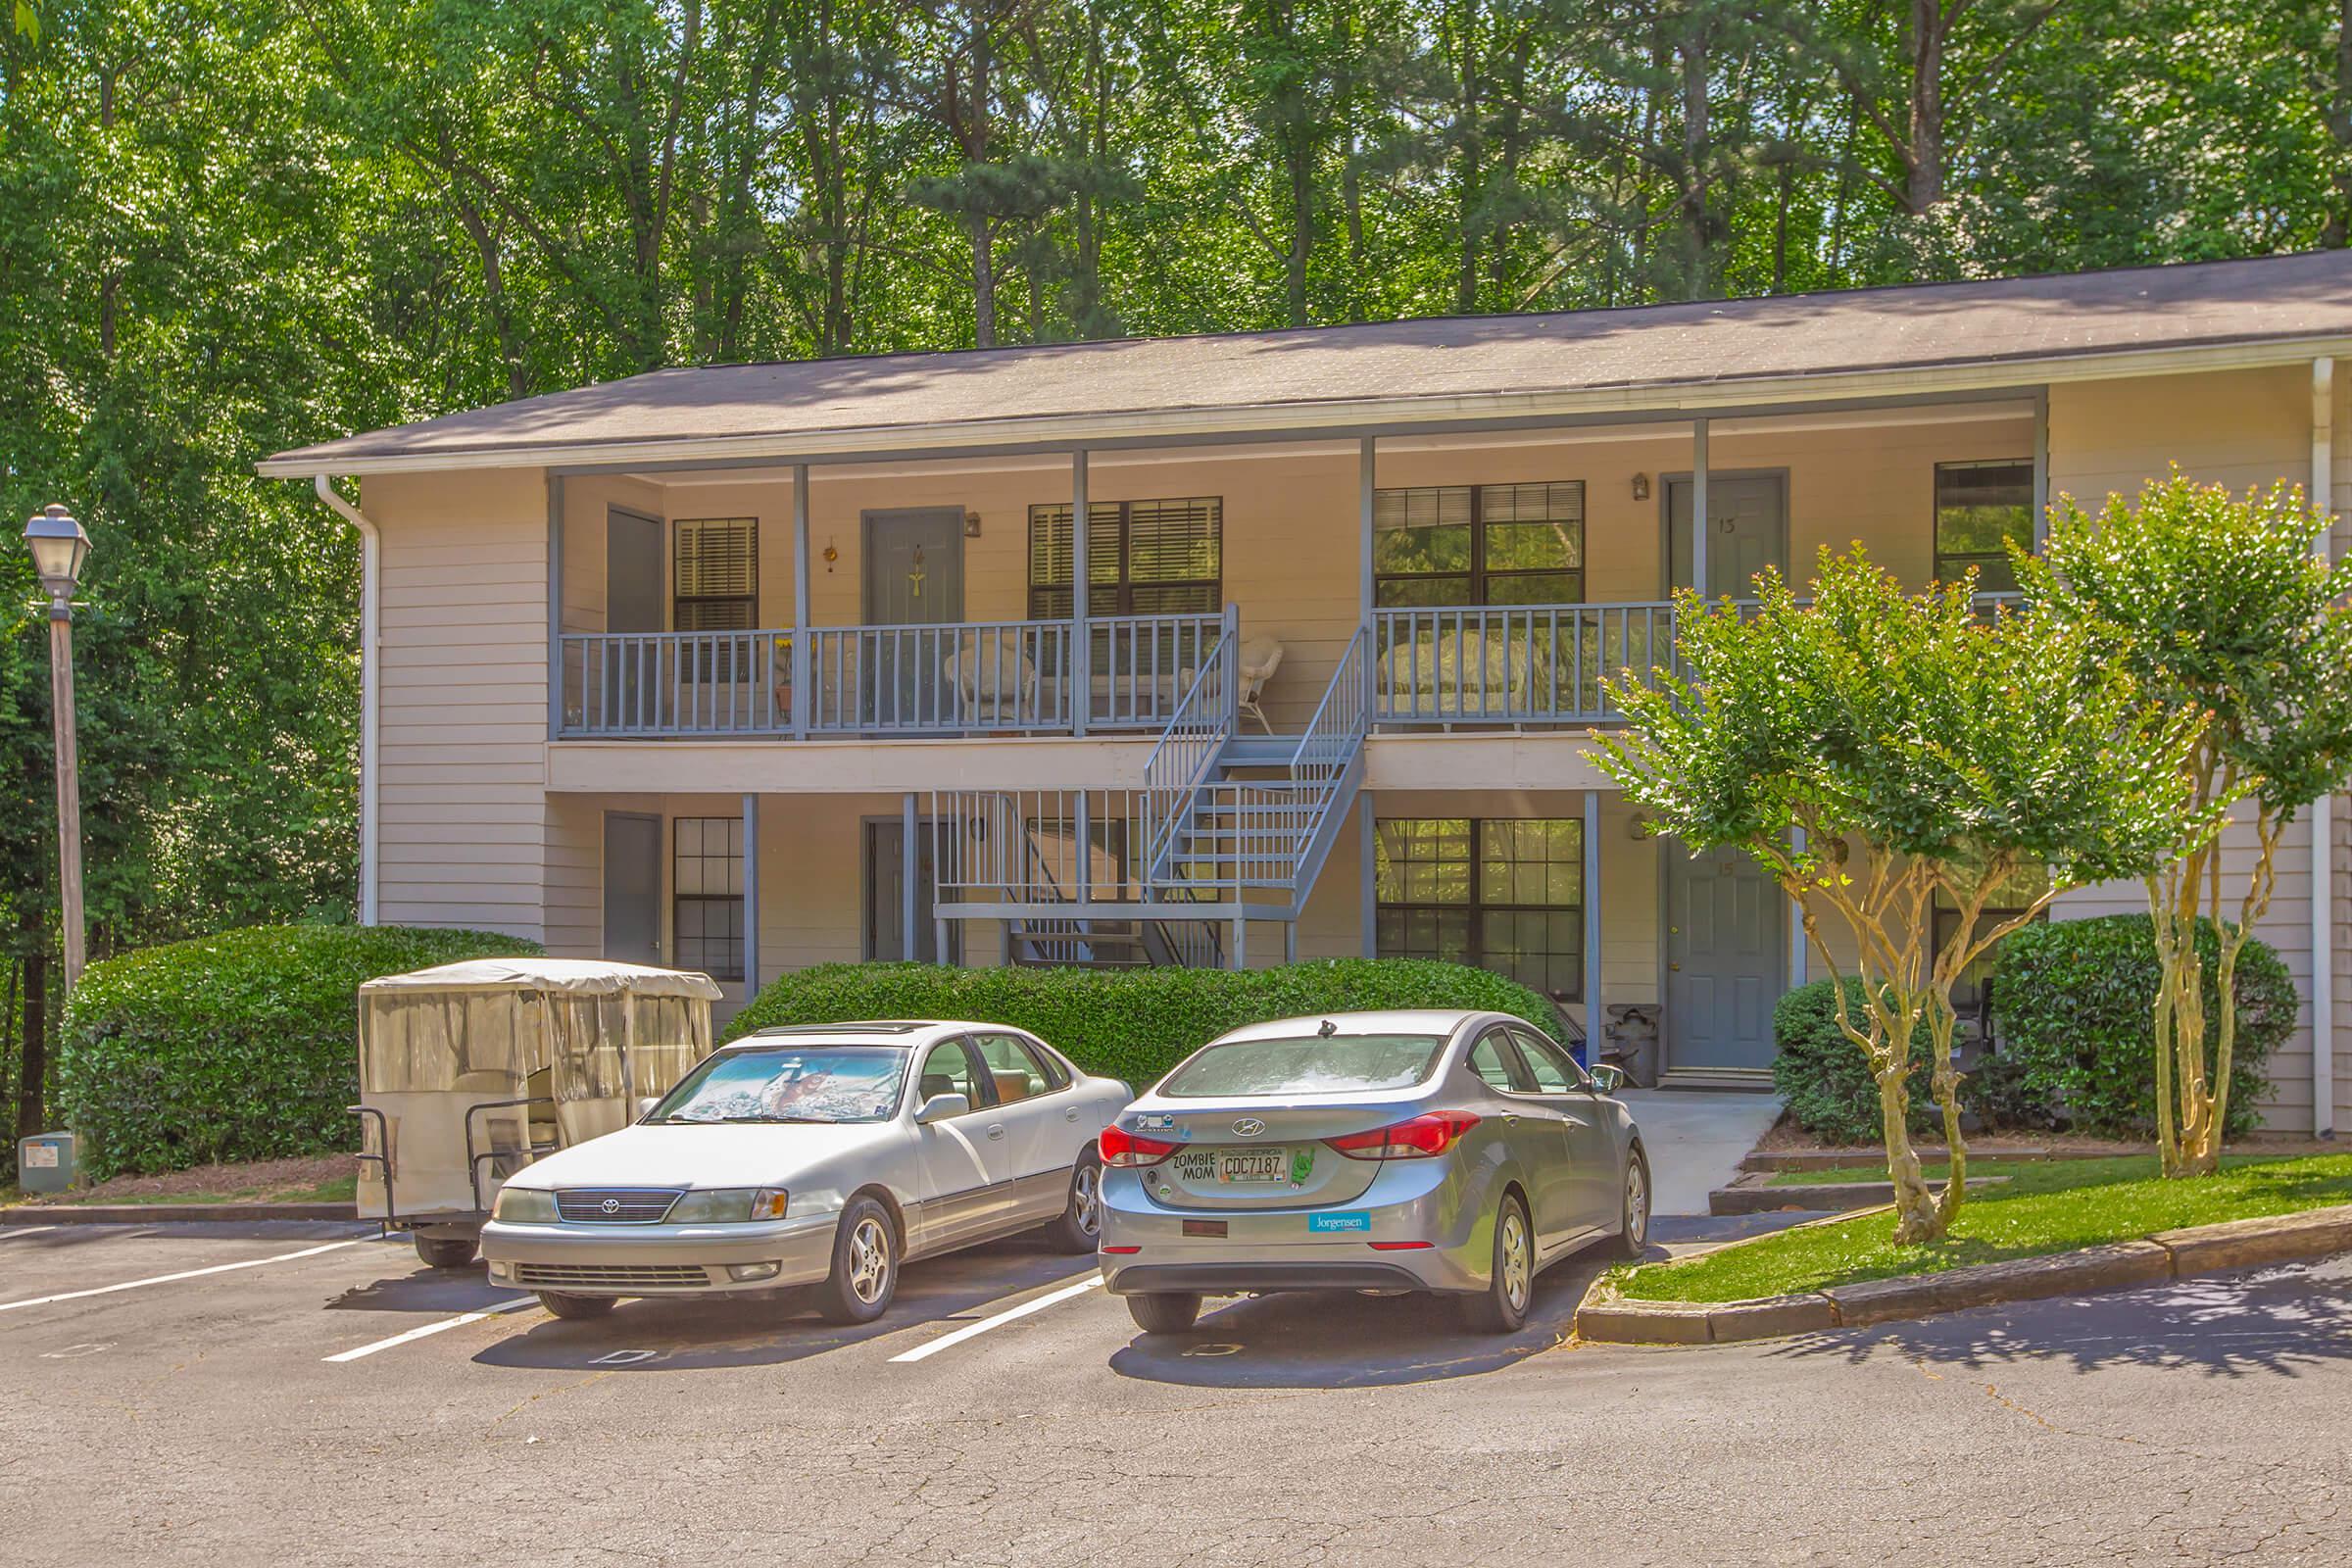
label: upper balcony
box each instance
[548,395,2045,744]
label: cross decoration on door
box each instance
[907,543,926,593]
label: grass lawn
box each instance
[1623,1153,2352,1304]
[1765,1160,2029,1186]
[49,1173,358,1206]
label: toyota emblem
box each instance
[1232,1117,1266,1138]
[600,1198,620,1215]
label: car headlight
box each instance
[492,1186,557,1223]
[666,1187,789,1223]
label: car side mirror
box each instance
[915,1092,970,1124]
[634,1097,662,1120]
[1588,1063,1629,1095]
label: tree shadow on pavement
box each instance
[1767,1254,2352,1380]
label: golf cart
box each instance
[352,956,723,1268]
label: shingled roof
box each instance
[263,251,2352,475]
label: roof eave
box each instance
[255,331,2352,481]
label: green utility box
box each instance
[17,1131,76,1195]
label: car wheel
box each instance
[1042,1152,1103,1254]
[1611,1147,1652,1259]
[814,1197,899,1324]
[1126,1292,1202,1336]
[536,1291,613,1320]
[1458,1192,1533,1335]
[414,1235,478,1270]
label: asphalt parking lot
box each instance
[3,1216,2350,1566]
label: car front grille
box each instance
[555,1188,681,1223]
[514,1262,712,1290]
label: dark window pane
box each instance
[1935,462,2033,587]
[1483,520,1580,572]
[1376,576,1476,608]
[1481,571,1581,606]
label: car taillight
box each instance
[1324,1110,1481,1161]
[1101,1125,1180,1167]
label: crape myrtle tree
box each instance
[1592,549,2215,1245]
[2021,475,2352,1178]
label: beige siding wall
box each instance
[368,466,551,942]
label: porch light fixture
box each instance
[964,510,983,538]
[23,504,91,994]
[1630,472,1650,502]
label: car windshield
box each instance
[1159,1034,1446,1098]
[645,1045,908,1125]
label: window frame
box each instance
[672,516,760,632]
[1466,1027,1539,1094]
[1372,481,1586,609]
[911,1038,991,1117]
[1373,816,1586,1002]
[1026,496,1224,619]
[1509,1026,1593,1094]
[671,815,745,983]
[972,1030,1072,1101]
[1932,460,2034,594]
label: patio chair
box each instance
[945,642,1040,727]
[1237,634,1284,734]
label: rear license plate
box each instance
[1174,1148,1294,1184]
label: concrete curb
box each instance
[0,1202,358,1224]
[1709,1172,2006,1215]
[1576,1200,2352,1346]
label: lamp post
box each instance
[24,505,90,995]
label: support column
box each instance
[741,793,760,995]
[1788,826,1808,988]
[546,473,564,741]
[2315,357,2337,1137]
[1358,436,1376,630]
[2031,387,2052,552]
[1071,450,1090,738]
[903,791,919,962]
[1583,789,1601,1069]
[1359,792,1379,959]
[1230,914,1247,971]
[1690,417,1710,596]
[790,464,811,737]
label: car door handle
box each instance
[987,1124,1006,1141]
[1065,1107,1080,1122]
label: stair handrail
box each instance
[1279,624,1372,871]
[1141,603,1239,879]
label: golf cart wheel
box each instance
[414,1234,479,1270]
[1042,1152,1103,1254]
[537,1291,615,1320]
[1126,1292,1202,1336]
[1458,1192,1533,1335]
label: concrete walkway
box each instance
[1618,1088,1784,1215]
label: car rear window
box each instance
[1159,1034,1446,1098]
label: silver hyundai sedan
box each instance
[1097,1008,1649,1335]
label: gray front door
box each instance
[1668,473,1787,599]
[1665,841,1783,1072]
[862,508,964,725]
[607,508,665,632]
[866,820,957,962]
[604,811,663,964]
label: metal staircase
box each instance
[930,611,1370,968]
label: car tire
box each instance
[414,1235,478,1270]
[1458,1192,1533,1335]
[1041,1152,1103,1254]
[536,1291,614,1320]
[1611,1146,1652,1260]
[814,1196,899,1325]
[1126,1292,1202,1336]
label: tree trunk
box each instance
[2328,0,2352,248]
[1903,0,1945,215]
[1879,1066,1942,1244]
[1677,26,1716,298]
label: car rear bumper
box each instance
[479,1212,839,1296]
[1097,1165,1488,1296]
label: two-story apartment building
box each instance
[264,252,2352,1130]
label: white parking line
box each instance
[323,1297,538,1363]
[0,1226,58,1239]
[0,1238,366,1314]
[889,1274,1103,1363]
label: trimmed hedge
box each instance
[58,923,542,1180]
[1770,978,1937,1145]
[726,958,1565,1089]
[1990,913,2286,1140]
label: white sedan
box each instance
[479,1020,1131,1322]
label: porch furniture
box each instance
[944,643,1040,726]
[1237,634,1284,734]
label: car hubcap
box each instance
[1628,1163,1649,1248]
[847,1217,891,1303]
[1500,1209,1531,1311]
[1072,1164,1100,1237]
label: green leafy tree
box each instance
[1593,550,2214,1244]
[2021,475,2352,1177]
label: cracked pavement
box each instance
[1,1221,2347,1566]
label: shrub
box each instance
[1771,978,1937,1145]
[59,923,542,1180]
[727,958,1564,1089]
[1990,913,2286,1140]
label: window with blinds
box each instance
[1934,462,2032,595]
[673,517,759,630]
[1028,497,1222,617]
[1374,480,1584,607]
